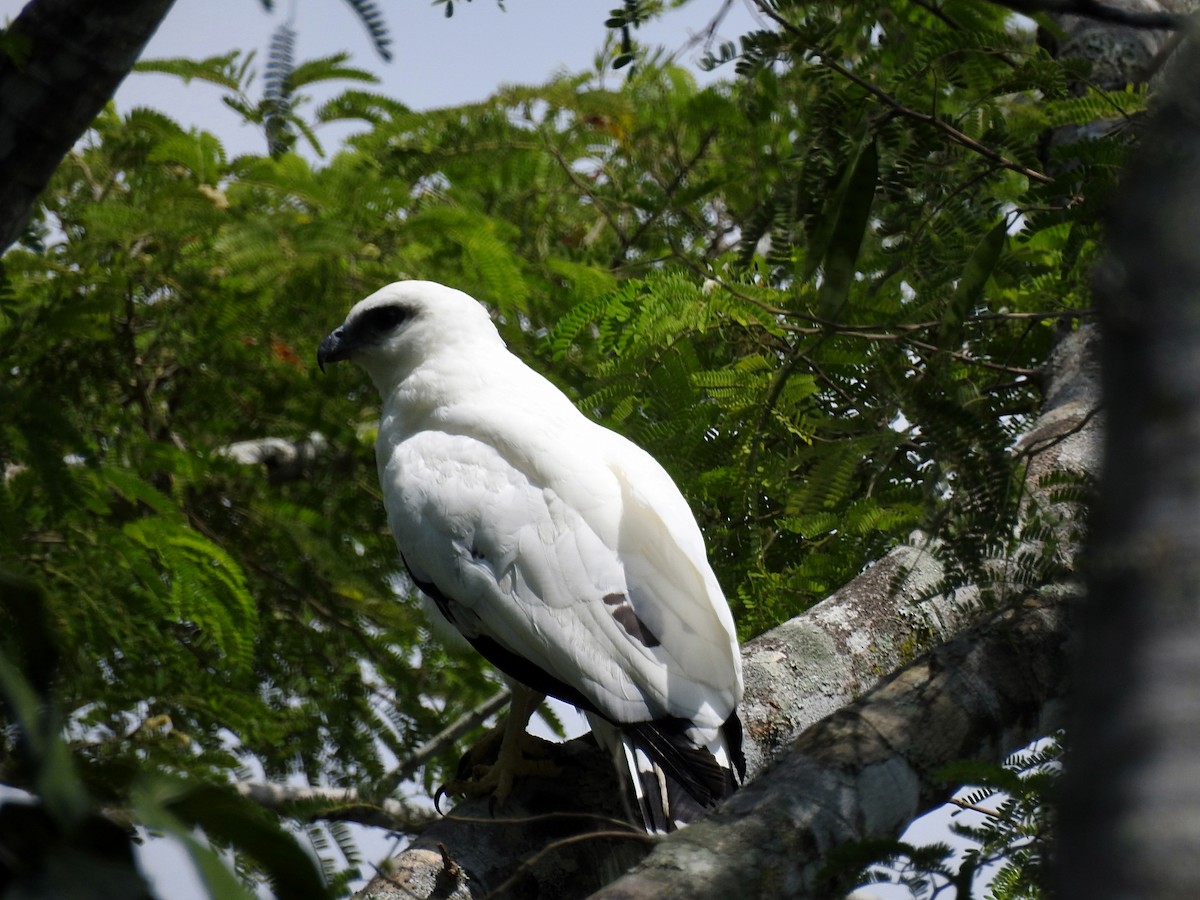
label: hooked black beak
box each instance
[317,327,350,373]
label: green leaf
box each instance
[134,53,246,91]
[813,138,878,317]
[289,53,381,90]
[122,518,259,669]
[131,778,259,900]
[940,217,1008,349]
[137,777,333,899]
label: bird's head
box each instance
[318,280,501,392]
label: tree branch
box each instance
[822,55,1054,185]
[593,586,1075,899]
[234,690,513,830]
[987,0,1190,30]
[0,0,177,252]
[612,127,720,268]
[748,0,1054,184]
[376,689,512,795]
[235,782,436,832]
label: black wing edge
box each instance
[404,555,601,714]
[405,555,746,831]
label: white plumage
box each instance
[318,280,744,830]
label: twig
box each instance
[236,781,436,831]
[821,55,1053,185]
[685,262,1079,377]
[543,139,629,244]
[443,810,645,832]
[377,688,512,794]
[615,127,720,267]
[677,0,738,57]
[1014,402,1102,461]
[947,796,1002,819]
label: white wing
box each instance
[379,412,740,729]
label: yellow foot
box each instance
[440,688,562,806]
[445,749,562,803]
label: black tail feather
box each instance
[621,711,743,831]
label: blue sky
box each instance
[1,0,761,158]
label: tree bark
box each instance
[0,0,176,253]
[593,587,1074,900]
[1057,28,1200,900]
[352,327,1100,899]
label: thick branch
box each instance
[988,0,1189,30]
[0,0,176,252]
[593,586,1075,899]
[742,325,1098,774]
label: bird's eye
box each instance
[362,304,413,335]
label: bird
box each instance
[317,280,745,832]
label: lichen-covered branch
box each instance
[592,586,1074,899]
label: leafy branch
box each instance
[750,0,1053,184]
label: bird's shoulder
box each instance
[378,353,618,489]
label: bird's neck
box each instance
[372,345,511,435]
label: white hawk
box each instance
[318,280,744,831]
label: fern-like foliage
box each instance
[136,43,379,160]
[342,0,392,61]
[845,739,1062,898]
[263,21,297,158]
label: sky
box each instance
[0,1,1005,896]
[3,0,763,159]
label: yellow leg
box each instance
[446,683,561,804]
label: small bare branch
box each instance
[236,782,436,832]
[377,688,512,794]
